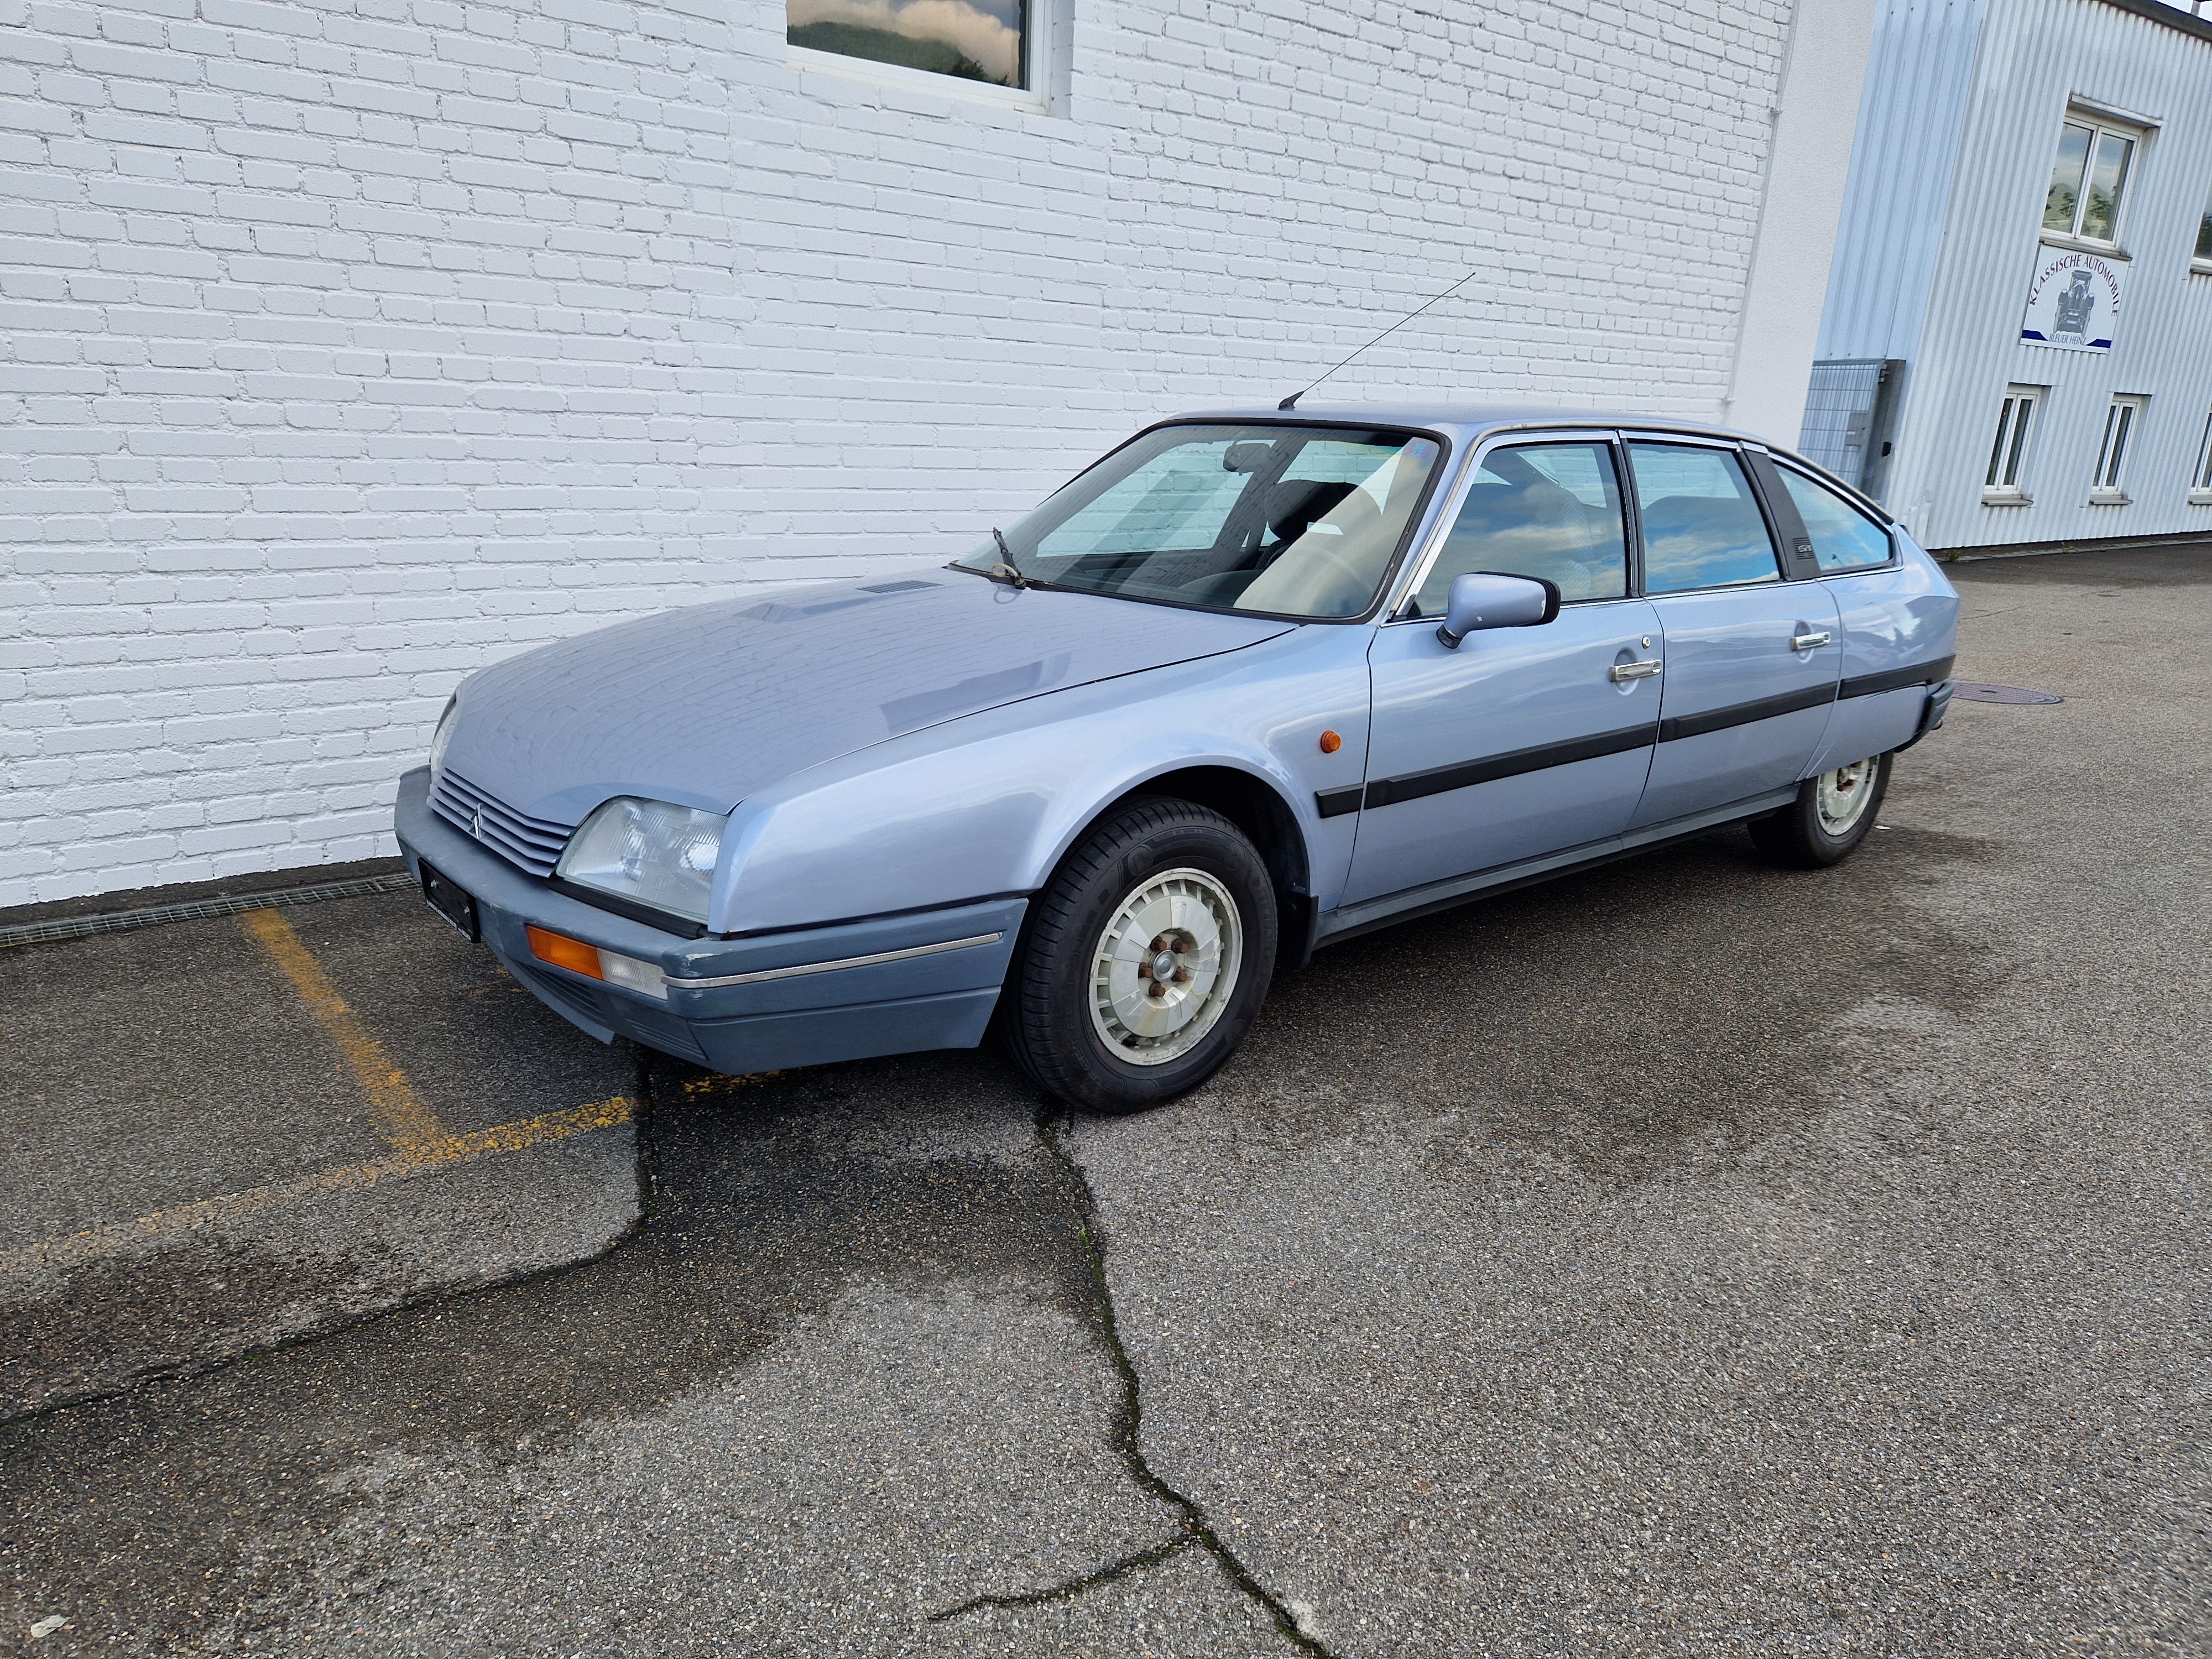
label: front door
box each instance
[1343,438,1665,906]
[1623,439,1843,828]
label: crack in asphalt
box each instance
[928,1534,1198,1620]
[987,1109,1340,1657]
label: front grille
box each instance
[431,767,575,878]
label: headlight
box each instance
[555,796,726,925]
[428,697,459,777]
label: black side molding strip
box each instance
[1314,786,1364,819]
[1656,682,1837,744]
[1362,725,1657,811]
[1840,655,1955,700]
[1327,653,1956,820]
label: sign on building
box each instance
[2019,248,2126,352]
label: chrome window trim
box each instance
[672,931,1004,989]
[1383,425,1627,622]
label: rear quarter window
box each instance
[1778,467,1893,573]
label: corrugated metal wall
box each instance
[1816,0,1988,363]
[1882,0,2212,549]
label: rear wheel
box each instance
[1005,798,1277,1114]
[1749,753,1892,869]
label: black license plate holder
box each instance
[420,859,480,942]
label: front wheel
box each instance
[1004,798,1278,1115]
[1749,753,1893,869]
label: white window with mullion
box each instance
[2190,410,2212,507]
[2044,113,2139,251]
[1983,385,2044,505]
[2089,394,2147,505]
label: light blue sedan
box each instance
[395,408,1958,1112]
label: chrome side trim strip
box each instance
[672,931,1005,989]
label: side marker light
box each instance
[1318,729,1343,754]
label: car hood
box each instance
[438,573,1297,826]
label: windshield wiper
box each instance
[980,527,1038,589]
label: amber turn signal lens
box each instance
[1318,729,1342,754]
[527,925,604,980]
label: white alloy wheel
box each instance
[1088,867,1244,1066]
[1815,758,1880,836]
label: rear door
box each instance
[1341,436,1664,906]
[1766,458,1958,775]
[1625,437,1842,830]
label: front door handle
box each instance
[1791,630,1832,651]
[1609,660,1663,682]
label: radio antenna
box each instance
[1277,264,1485,411]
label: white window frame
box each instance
[1982,385,2044,505]
[2190,410,2212,507]
[787,0,1053,114]
[2042,106,2146,254]
[2194,178,2212,276]
[2089,394,2148,505]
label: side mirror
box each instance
[1437,572,1560,648]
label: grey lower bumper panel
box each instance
[395,767,1019,1075]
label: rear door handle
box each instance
[1609,660,1662,682]
[1791,630,1832,651]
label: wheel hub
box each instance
[1089,868,1243,1066]
[1815,758,1877,836]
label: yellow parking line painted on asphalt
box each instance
[0,1095,634,1281]
[237,907,465,1162]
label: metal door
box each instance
[1340,435,1663,906]
[1624,439,1842,829]
[1342,603,1666,904]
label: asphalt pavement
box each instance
[2,544,2205,1656]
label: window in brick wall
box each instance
[1983,384,2044,504]
[789,0,1029,88]
[2043,112,2137,247]
[2089,394,2148,504]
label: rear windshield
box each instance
[954,424,1444,620]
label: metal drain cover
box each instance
[1953,682,2063,705]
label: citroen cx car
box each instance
[395,408,1958,1113]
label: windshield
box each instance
[954,423,1444,620]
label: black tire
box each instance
[1749,752,1893,869]
[1004,797,1278,1115]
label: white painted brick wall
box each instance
[1,0,1796,904]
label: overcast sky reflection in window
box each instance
[789,0,1027,86]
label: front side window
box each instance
[1627,444,1780,594]
[953,424,1443,620]
[1412,442,1628,615]
[2044,116,2136,246]
[1984,385,2043,499]
[790,0,1027,88]
[2091,395,2148,500]
[1777,468,1892,573]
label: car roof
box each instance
[1163,402,1765,449]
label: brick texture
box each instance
[0,0,1794,902]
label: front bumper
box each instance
[393,768,1021,1073]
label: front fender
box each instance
[709,624,1376,936]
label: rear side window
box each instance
[1776,467,1893,572]
[1415,442,1628,615]
[1627,444,1781,593]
